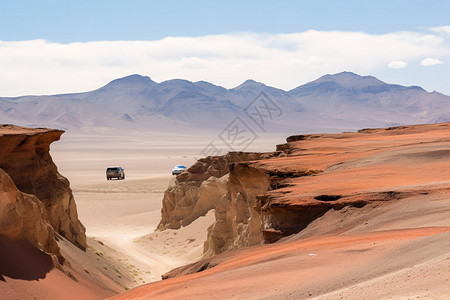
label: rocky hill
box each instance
[0,125,86,261]
[160,122,450,257]
[132,122,450,299]
[2,72,450,134]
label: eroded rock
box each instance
[160,123,450,259]
[157,152,275,230]
[203,163,270,256]
[0,125,86,258]
[0,169,60,257]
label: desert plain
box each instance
[1,124,450,300]
[0,130,279,299]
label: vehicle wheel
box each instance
[122,175,125,179]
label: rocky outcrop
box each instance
[0,125,86,258]
[203,163,324,256]
[158,174,229,230]
[160,123,450,259]
[0,169,60,257]
[157,152,276,230]
[158,148,326,257]
[203,163,270,256]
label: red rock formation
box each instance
[159,122,450,258]
[112,122,450,299]
[157,152,276,230]
[0,169,60,257]
[203,163,270,255]
[252,123,450,243]
[0,125,86,258]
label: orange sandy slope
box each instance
[112,123,450,299]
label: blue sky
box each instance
[1,0,450,96]
[2,0,449,42]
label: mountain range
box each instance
[1,72,449,135]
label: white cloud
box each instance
[179,57,212,69]
[388,60,408,69]
[0,29,449,96]
[421,57,444,66]
[429,26,450,36]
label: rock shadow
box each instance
[0,236,53,281]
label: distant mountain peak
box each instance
[3,71,447,133]
[195,80,214,85]
[161,78,193,85]
[107,74,156,86]
[314,72,385,88]
[323,71,361,78]
[233,79,266,90]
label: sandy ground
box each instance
[48,132,229,292]
[1,131,231,299]
[74,186,215,284]
[48,130,280,283]
[3,126,450,299]
[109,124,450,300]
[110,196,450,300]
[51,131,280,187]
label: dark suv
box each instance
[106,166,125,180]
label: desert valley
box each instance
[1,73,450,300]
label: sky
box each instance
[1,0,450,96]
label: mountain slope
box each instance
[1,72,450,133]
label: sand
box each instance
[74,187,215,284]
[49,134,220,286]
[1,131,229,299]
[3,127,450,299]
[108,125,450,300]
[49,132,225,289]
[109,195,450,300]
[50,131,280,187]
[47,130,281,282]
